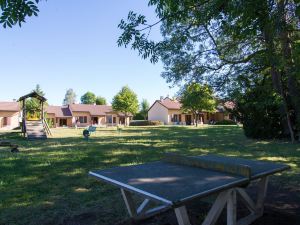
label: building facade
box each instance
[148,97,232,125]
[46,104,131,127]
[0,102,20,130]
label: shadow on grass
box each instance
[0,126,299,225]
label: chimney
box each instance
[160,96,164,101]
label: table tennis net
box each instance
[163,153,251,178]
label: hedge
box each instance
[129,120,163,126]
[214,120,237,125]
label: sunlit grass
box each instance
[0,126,298,225]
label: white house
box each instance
[148,97,232,125]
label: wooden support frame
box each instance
[121,189,170,220]
[120,177,269,225]
[175,206,191,225]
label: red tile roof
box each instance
[158,97,182,110]
[46,104,132,117]
[69,104,112,116]
[46,106,72,117]
[0,102,20,112]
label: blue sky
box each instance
[0,0,178,105]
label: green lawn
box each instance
[0,126,299,225]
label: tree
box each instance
[95,96,107,105]
[25,84,46,119]
[234,83,284,139]
[140,99,150,120]
[179,83,216,126]
[63,89,76,105]
[112,86,139,126]
[0,0,40,28]
[80,92,96,104]
[118,0,300,142]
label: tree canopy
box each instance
[118,0,300,142]
[179,83,216,126]
[25,84,46,119]
[112,86,139,125]
[140,99,150,120]
[95,96,107,105]
[63,89,76,105]
[80,92,96,105]
[0,0,40,28]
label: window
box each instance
[174,114,178,122]
[172,114,181,122]
[79,116,87,123]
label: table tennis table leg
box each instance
[120,188,170,220]
[202,189,232,225]
[227,189,237,225]
[256,176,269,214]
[235,176,269,225]
[121,188,137,217]
[175,206,191,225]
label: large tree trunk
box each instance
[278,0,300,141]
[258,2,296,142]
[194,113,198,127]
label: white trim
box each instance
[89,171,173,205]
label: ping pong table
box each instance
[89,154,290,225]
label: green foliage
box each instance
[80,92,96,104]
[118,0,300,141]
[140,99,150,120]
[25,84,46,119]
[63,88,76,105]
[133,112,144,120]
[45,118,54,128]
[95,96,107,105]
[235,85,284,139]
[112,86,139,117]
[215,120,237,125]
[129,120,162,126]
[0,0,40,28]
[180,83,216,116]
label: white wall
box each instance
[148,102,169,124]
[0,111,20,130]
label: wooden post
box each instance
[175,206,191,225]
[121,189,137,217]
[41,101,44,121]
[22,99,26,136]
[227,189,237,225]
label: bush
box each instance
[215,120,237,125]
[234,85,284,139]
[129,120,162,126]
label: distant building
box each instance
[45,104,132,127]
[148,97,232,125]
[0,102,20,130]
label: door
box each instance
[185,115,192,125]
[3,117,8,126]
[92,117,98,125]
[59,119,67,127]
[119,117,125,125]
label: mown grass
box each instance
[0,126,299,225]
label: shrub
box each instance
[234,85,284,139]
[129,120,162,126]
[215,120,237,125]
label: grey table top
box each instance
[89,155,289,205]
